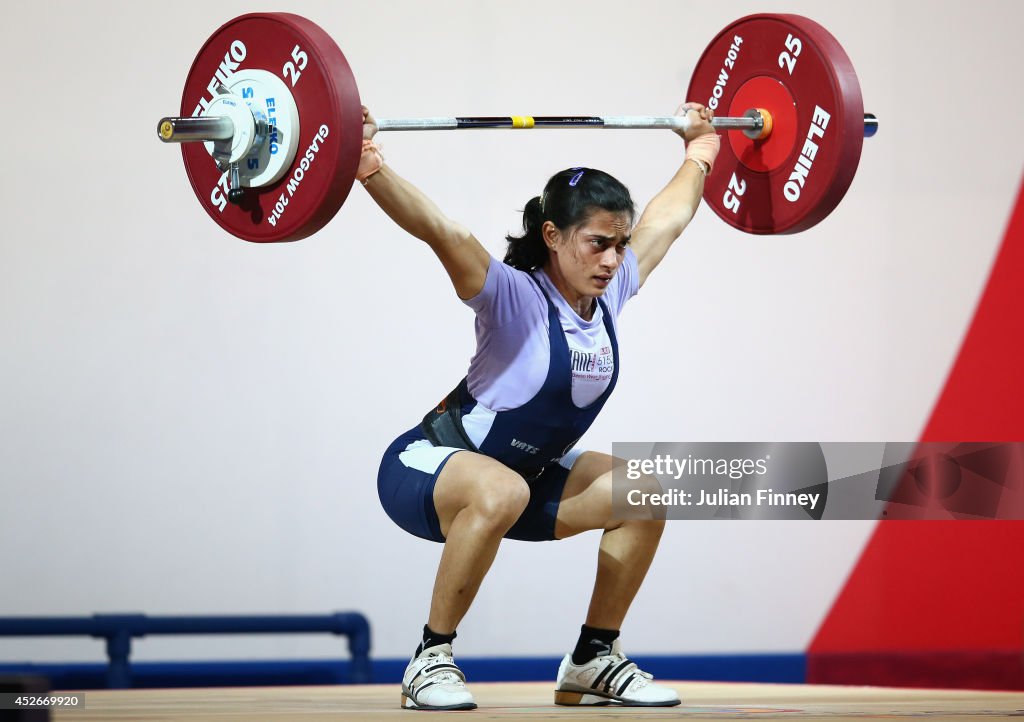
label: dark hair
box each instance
[504,168,635,271]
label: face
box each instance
[545,208,632,299]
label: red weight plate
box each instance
[686,15,864,234]
[180,13,362,243]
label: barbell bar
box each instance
[376,113,877,137]
[161,111,878,139]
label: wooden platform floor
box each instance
[54,681,1024,721]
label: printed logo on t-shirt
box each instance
[567,344,614,407]
[569,346,614,379]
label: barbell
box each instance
[158,12,876,242]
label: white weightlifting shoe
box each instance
[554,640,681,706]
[401,643,477,711]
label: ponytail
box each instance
[503,196,549,271]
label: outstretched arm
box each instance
[360,106,490,300]
[630,103,720,287]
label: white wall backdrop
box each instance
[1,0,1022,665]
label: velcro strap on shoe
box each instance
[419,662,466,684]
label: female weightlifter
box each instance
[361,101,720,710]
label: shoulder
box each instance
[463,256,547,326]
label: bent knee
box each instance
[472,472,530,526]
[434,454,534,535]
[611,471,670,525]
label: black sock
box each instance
[571,624,620,665]
[415,624,457,657]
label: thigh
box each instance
[553,451,625,539]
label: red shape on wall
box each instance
[808,179,1024,690]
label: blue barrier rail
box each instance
[0,612,372,688]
